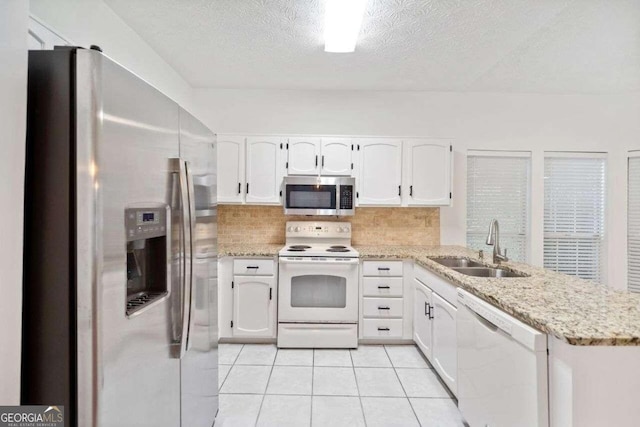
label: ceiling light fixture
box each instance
[324,0,367,53]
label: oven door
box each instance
[278,257,359,323]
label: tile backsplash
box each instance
[218,205,440,246]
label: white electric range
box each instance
[277,221,359,348]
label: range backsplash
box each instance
[218,205,440,246]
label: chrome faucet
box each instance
[486,219,508,264]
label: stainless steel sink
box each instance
[428,257,485,268]
[452,267,529,278]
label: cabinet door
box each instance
[246,137,285,204]
[321,138,353,176]
[287,137,321,175]
[217,136,245,203]
[404,139,451,206]
[432,292,457,395]
[357,139,402,205]
[232,276,275,337]
[413,280,433,360]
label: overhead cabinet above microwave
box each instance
[216,135,452,207]
[287,137,353,176]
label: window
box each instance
[544,154,606,283]
[467,152,530,262]
[628,155,640,293]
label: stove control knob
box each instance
[344,226,350,232]
[337,227,343,233]
[295,226,301,232]
[287,226,293,232]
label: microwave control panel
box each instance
[339,185,354,210]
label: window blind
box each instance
[467,153,530,262]
[543,155,605,283]
[628,156,640,293]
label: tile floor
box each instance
[217,344,466,427]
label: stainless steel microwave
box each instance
[283,176,355,216]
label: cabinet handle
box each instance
[378,306,390,310]
[246,182,249,194]
[428,303,434,320]
[377,327,390,331]
[321,155,325,167]
[238,182,241,194]
[377,267,390,271]
[377,285,390,289]
[425,302,428,316]
[410,185,413,197]
[398,185,401,196]
[315,155,318,167]
[269,288,272,300]
[246,266,259,270]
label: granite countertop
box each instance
[219,243,640,346]
[218,243,282,257]
[358,245,640,346]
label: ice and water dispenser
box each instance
[125,206,169,316]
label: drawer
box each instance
[363,298,404,318]
[362,260,403,277]
[233,259,275,275]
[362,277,403,297]
[362,319,403,339]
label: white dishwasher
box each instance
[457,289,548,427]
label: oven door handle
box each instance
[278,257,360,265]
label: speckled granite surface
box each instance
[219,243,282,257]
[219,243,640,346]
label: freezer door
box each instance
[178,108,218,427]
[76,50,182,427]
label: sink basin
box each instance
[452,267,529,278]
[429,257,485,268]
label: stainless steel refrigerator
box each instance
[22,47,218,427]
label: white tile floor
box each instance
[217,344,466,427]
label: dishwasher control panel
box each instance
[457,290,513,335]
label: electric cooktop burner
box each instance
[289,245,311,250]
[327,248,350,252]
[330,245,347,249]
[287,248,307,252]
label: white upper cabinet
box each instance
[246,136,285,204]
[287,137,321,175]
[403,139,452,206]
[321,138,353,176]
[217,136,245,203]
[357,139,403,206]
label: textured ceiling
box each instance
[104,0,640,92]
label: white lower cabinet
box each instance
[431,292,457,394]
[360,260,408,340]
[232,275,276,337]
[218,257,277,339]
[412,265,458,397]
[413,279,433,358]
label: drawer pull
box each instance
[377,267,390,271]
[377,285,390,289]
[246,266,260,269]
[377,327,390,331]
[378,306,390,310]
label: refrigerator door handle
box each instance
[171,158,194,359]
[184,160,197,352]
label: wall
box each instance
[0,0,28,405]
[219,205,440,246]
[29,0,195,112]
[194,89,640,290]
